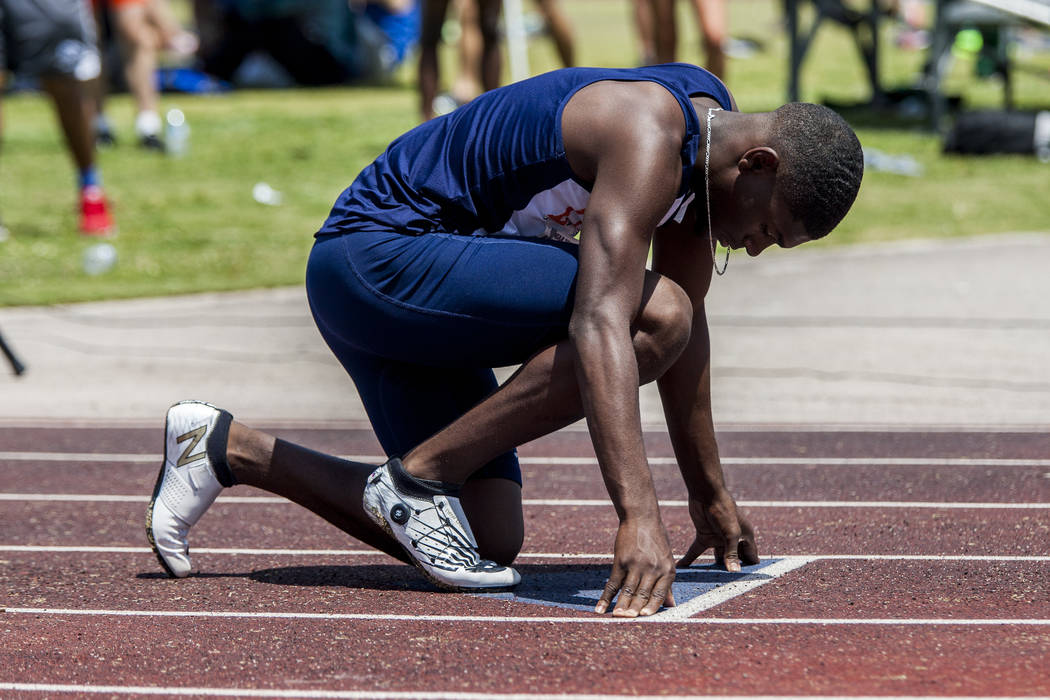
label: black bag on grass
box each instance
[943,110,1050,160]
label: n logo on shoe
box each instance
[176,426,207,467]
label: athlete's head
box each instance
[767,102,864,240]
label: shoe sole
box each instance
[364,486,516,593]
[145,405,183,579]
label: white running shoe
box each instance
[146,400,233,578]
[363,458,521,590]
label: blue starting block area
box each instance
[474,557,811,616]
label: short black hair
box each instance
[768,103,864,239]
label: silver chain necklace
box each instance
[705,107,729,276]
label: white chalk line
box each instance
[2,687,1044,700]
[4,451,1050,467]
[4,606,1050,627]
[2,493,1048,509]
[2,545,1049,562]
[657,556,815,619]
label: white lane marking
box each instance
[2,545,1050,562]
[3,493,1050,509]
[0,493,288,503]
[655,556,814,620]
[4,686,1043,700]
[4,607,1050,626]
[4,451,1050,467]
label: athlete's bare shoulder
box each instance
[562,80,688,183]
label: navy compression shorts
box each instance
[305,230,581,485]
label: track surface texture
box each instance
[3,424,1050,698]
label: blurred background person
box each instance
[196,0,416,89]
[93,0,198,151]
[533,0,574,68]
[1,0,115,235]
[419,0,501,120]
[631,0,728,79]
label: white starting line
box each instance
[3,493,1049,509]
[3,545,1050,562]
[4,606,1050,627]
[4,451,1050,468]
[1,687,1045,700]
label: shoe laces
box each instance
[405,500,479,571]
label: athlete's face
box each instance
[709,148,811,256]
[713,189,810,257]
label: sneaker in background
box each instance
[78,185,115,236]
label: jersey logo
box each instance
[541,206,585,243]
[176,426,207,467]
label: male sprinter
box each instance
[147,63,863,617]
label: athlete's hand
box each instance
[677,491,759,572]
[595,517,677,617]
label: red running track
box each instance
[2,424,1050,698]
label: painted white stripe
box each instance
[4,607,1050,626]
[4,451,1050,467]
[656,556,814,620]
[4,687,1042,700]
[0,493,288,503]
[2,545,1050,562]
[3,493,1049,510]
[523,456,1050,467]
[527,499,1050,510]
[2,546,1050,562]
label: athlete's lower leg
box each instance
[225,423,408,561]
[224,423,524,564]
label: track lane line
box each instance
[4,493,1050,509]
[4,685,1044,700]
[4,607,1050,626]
[2,546,1049,561]
[5,451,1050,467]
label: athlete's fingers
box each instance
[612,571,643,617]
[626,573,661,616]
[595,565,625,614]
[675,538,708,569]
[739,533,760,566]
[639,573,676,616]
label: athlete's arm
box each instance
[652,211,760,572]
[561,80,685,617]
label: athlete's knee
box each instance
[635,274,692,376]
[459,478,524,566]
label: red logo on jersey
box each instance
[546,206,585,228]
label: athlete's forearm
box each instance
[656,313,729,502]
[569,318,660,522]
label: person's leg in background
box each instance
[108,0,165,149]
[630,0,656,65]
[534,0,575,68]
[650,0,678,63]
[690,0,727,79]
[448,0,483,106]
[476,0,501,92]
[41,72,115,235]
[418,0,451,119]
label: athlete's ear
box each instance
[737,147,780,174]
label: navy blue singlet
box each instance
[317,64,733,242]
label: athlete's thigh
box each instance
[307,230,580,369]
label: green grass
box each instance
[1,0,1048,305]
